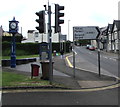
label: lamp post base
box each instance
[10,54,16,68]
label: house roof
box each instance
[100,26,107,35]
[112,20,120,31]
[107,24,113,33]
[27,30,35,33]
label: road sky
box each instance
[0,0,119,40]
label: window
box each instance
[35,32,39,37]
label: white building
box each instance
[22,27,60,43]
[107,24,113,52]
[0,26,3,36]
[112,20,120,53]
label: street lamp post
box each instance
[11,33,16,68]
[68,20,70,40]
[9,17,19,68]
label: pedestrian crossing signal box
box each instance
[39,42,49,61]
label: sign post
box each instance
[73,26,100,40]
[73,26,101,76]
[97,39,101,76]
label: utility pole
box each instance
[68,20,70,40]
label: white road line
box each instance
[109,58,117,61]
[103,56,108,59]
[101,56,117,62]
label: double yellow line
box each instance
[65,54,73,68]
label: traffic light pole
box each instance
[48,5,53,84]
[42,2,64,84]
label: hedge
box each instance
[2,35,23,43]
[2,42,71,56]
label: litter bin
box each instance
[31,64,40,79]
[40,61,54,80]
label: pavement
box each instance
[2,53,119,90]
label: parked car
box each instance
[89,45,96,51]
[86,44,90,49]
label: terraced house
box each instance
[106,20,120,53]
[111,20,120,53]
[98,20,120,53]
[107,24,113,52]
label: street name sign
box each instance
[73,26,100,40]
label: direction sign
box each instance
[73,26,100,40]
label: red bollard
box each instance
[31,64,40,79]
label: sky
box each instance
[0,0,119,41]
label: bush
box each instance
[2,49,11,56]
[2,42,71,56]
[2,35,23,43]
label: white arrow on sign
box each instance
[73,26,101,40]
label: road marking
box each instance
[103,56,108,59]
[102,56,117,61]
[2,54,119,93]
[65,54,120,91]
[65,55,73,68]
[109,58,117,61]
[2,83,120,93]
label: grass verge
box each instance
[2,55,39,60]
[2,71,65,88]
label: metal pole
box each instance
[59,33,61,51]
[42,33,43,42]
[97,39,101,76]
[64,41,66,53]
[73,27,75,78]
[48,5,53,84]
[68,20,70,40]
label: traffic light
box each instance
[55,4,64,33]
[35,11,45,33]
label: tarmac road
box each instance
[2,87,119,105]
[68,46,119,79]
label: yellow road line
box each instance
[65,55,73,68]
